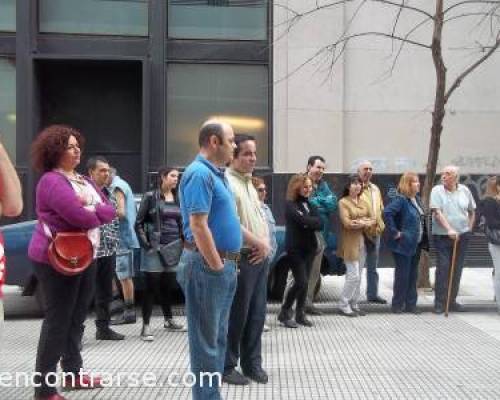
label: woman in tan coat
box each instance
[337,175,375,317]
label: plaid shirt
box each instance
[97,187,120,258]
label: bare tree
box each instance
[278,0,500,287]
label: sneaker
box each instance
[96,328,125,341]
[351,305,366,316]
[449,302,466,312]
[110,310,136,325]
[164,318,186,331]
[222,369,250,385]
[295,315,314,327]
[141,325,154,342]
[338,303,357,317]
[277,308,298,328]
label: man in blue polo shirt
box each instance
[177,120,242,400]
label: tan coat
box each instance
[360,182,385,237]
[337,197,374,262]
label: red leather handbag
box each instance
[43,223,94,276]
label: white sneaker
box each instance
[164,318,187,332]
[338,303,357,317]
[141,325,154,341]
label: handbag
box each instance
[486,226,500,245]
[42,223,93,276]
[158,239,183,268]
[153,191,183,268]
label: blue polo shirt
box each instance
[180,154,242,252]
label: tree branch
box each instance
[444,1,500,15]
[445,33,500,102]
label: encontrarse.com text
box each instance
[0,370,221,388]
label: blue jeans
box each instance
[176,249,237,400]
[365,236,381,300]
[224,254,269,374]
[391,247,422,311]
[433,233,470,308]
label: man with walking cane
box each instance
[430,165,476,314]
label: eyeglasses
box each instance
[257,188,267,193]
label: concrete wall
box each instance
[273,0,500,174]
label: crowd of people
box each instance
[0,120,495,400]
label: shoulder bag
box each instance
[486,226,500,245]
[153,191,183,268]
[42,223,93,276]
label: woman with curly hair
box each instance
[29,125,115,400]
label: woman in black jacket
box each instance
[278,174,323,328]
[135,167,185,341]
[480,176,500,313]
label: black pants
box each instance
[433,233,471,308]
[282,251,315,317]
[224,255,269,374]
[141,271,175,325]
[34,261,96,397]
[94,254,116,330]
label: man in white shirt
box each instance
[430,165,476,314]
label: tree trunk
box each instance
[418,0,446,289]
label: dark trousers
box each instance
[142,271,175,325]
[433,233,471,308]
[34,261,96,397]
[282,251,315,317]
[391,246,422,311]
[95,254,116,330]
[224,255,269,374]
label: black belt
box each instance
[184,242,241,263]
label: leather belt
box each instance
[184,242,241,263]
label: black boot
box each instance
[295,310,314,327]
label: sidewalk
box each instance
[1,269,500,399]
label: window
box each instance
[0,59,16,162]
[166,63,269,166]
[168,0,267,40]
[39,0,148,36]
[0,0,16,32]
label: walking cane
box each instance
[445,236,459,317]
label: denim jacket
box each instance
[308,180,337,244]
[111,175,140,249]
[383,194,428,256]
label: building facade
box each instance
[1,1,499,221]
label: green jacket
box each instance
[309,180,337,243]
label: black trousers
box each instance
[34,261,96,397]
[94,254,116,330]
[141,271,175,325]
[283,251,315,317]
[224,255,269,374]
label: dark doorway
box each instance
[38,59,143,190]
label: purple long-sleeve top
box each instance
[28,171,116,265]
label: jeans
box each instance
[225,254,269,374]
[488,243,500,311]
[340,242,367,308]
[365,235,381,300]
[306,232,326,306]
[34,262,97,397]
[282,251,315,317]
[176,249,237,400]
[433,233,470,308]
[391,246,422,311]
[95,254,115,330]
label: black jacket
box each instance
[134,190,182,250]
[285,197,323,254]
[480,197,500,229]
